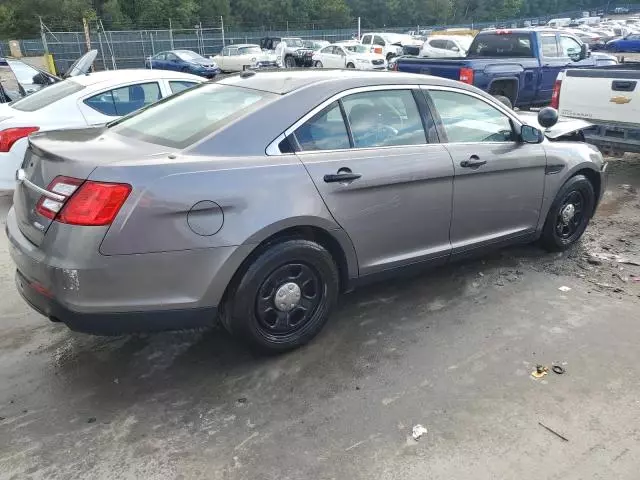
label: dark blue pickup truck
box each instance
[395,29,617,109]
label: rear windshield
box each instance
[109,83,275,149]
[467,33,534,58]
[10,80,85,112]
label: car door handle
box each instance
[460,156,487,168]
[323,169,361,183]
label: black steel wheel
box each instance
[541,175,596,251]
[223,239,339,353]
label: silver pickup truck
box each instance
[554,63,640,155]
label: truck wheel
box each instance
[221,239,339,353]
[346,62,355,69]
[386,53,396,61]
[284,56,296,68]
[540,175,596,252]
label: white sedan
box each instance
[420,36,473,57]
[0,69,203,190]
[211,44,278,72]
[312,44,386,70]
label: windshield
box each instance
[109,83,275,149]
[467,33,534,57]
[238,46,262,55]
[10,79,84,112]
[176,50,207,62]
[283,38,303,48]
[344,45,369,54]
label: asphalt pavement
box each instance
[0,157,639,480]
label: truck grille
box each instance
[372,59,384,65]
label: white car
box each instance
[211,44,278,72]
[360,33,413,60]
[0,69,203,190]
[420,36,473,57]
[312,43,386,70]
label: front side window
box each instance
[154,53,166,60]
[166,53,178,61]
[373,36,386,46]
[238,46,261,55]
[320,46,333,54]
[429,90,515,143]
[342,90,427,148]
[294,101,350,152]
[110,83,275,148]
[11,79,85,112]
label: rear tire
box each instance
[222,240,339,353]
[284,56,296,68]
[346,62,355,69]
[540,175,596,252]
[314,60,323,68]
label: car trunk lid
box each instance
[13,127,173,246]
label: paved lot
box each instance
[0,157,639,480]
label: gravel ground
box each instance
[0,153,638,479]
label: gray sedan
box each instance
[6,70,606,352]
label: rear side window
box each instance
[169,81,198,94]
[85,82,161,117]
[342,90,427,148]
[294,101,350,151]
[109,83,275,148]
[468,33,533,58]
[430,39,447,49]
[10,80,85,112]
[361,35,372,44]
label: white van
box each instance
[576,16,601,26]
[547,17,571,28]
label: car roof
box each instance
[68,69,203,86]
[230,44,259,48]
[217,69,466,95]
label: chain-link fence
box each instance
[5,3,640,74]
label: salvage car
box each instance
[211,44,278,72]
[0,69,203,190]
[261,37,315,68]
[145,50,220,78]
[312,43,386,70]
[6,70,606,353]
[419,35,473,57]
[605,33,640,52]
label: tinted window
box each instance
[468,33,533,58]
[170,81,198,94]
[11,79,85,112]
[445,40,458,50]
[373,36,386,46]
[110,83,275,149]
[294,101,350,152]
[540,34,560,57]
[430,39,447,49]
[342,90,427,148]
[85,83,160,117]
[238,46,261,55]
[154,53,166,60]
[361,35,372,44]
[560,36,582,57]
[429,90,514,143]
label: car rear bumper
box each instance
[6,206,248,334]
[15,269,217,334]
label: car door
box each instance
[425,87,546,255]
[226,47,240,71]
[325,47,343,68]
[361,34,372,52]
[372,35,386,55]
[165,52,181,71]
[538,33,566,104]
[291,86,454,275]
[334,46,348,68]
[215,47,228,70]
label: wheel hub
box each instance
[560,204,576,224]
[274,282,302,312]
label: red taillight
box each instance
[392,61,398,71]
[36,176,84,219]
[551,79,561,109]
[0,127,39,152]
[459,67,474,84]
[57,181,131,226]
[35,176,131,226]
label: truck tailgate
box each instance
[559,68,640,127]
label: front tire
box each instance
[346,62,355,69]
[314,60,323,68]
[540,175,596,252]
[284,56,296,68]
[222,240,339,353]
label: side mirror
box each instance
[520,125,544,143]
[538,107,559,129]
[451,46,459,52]
[579,43,588,60]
